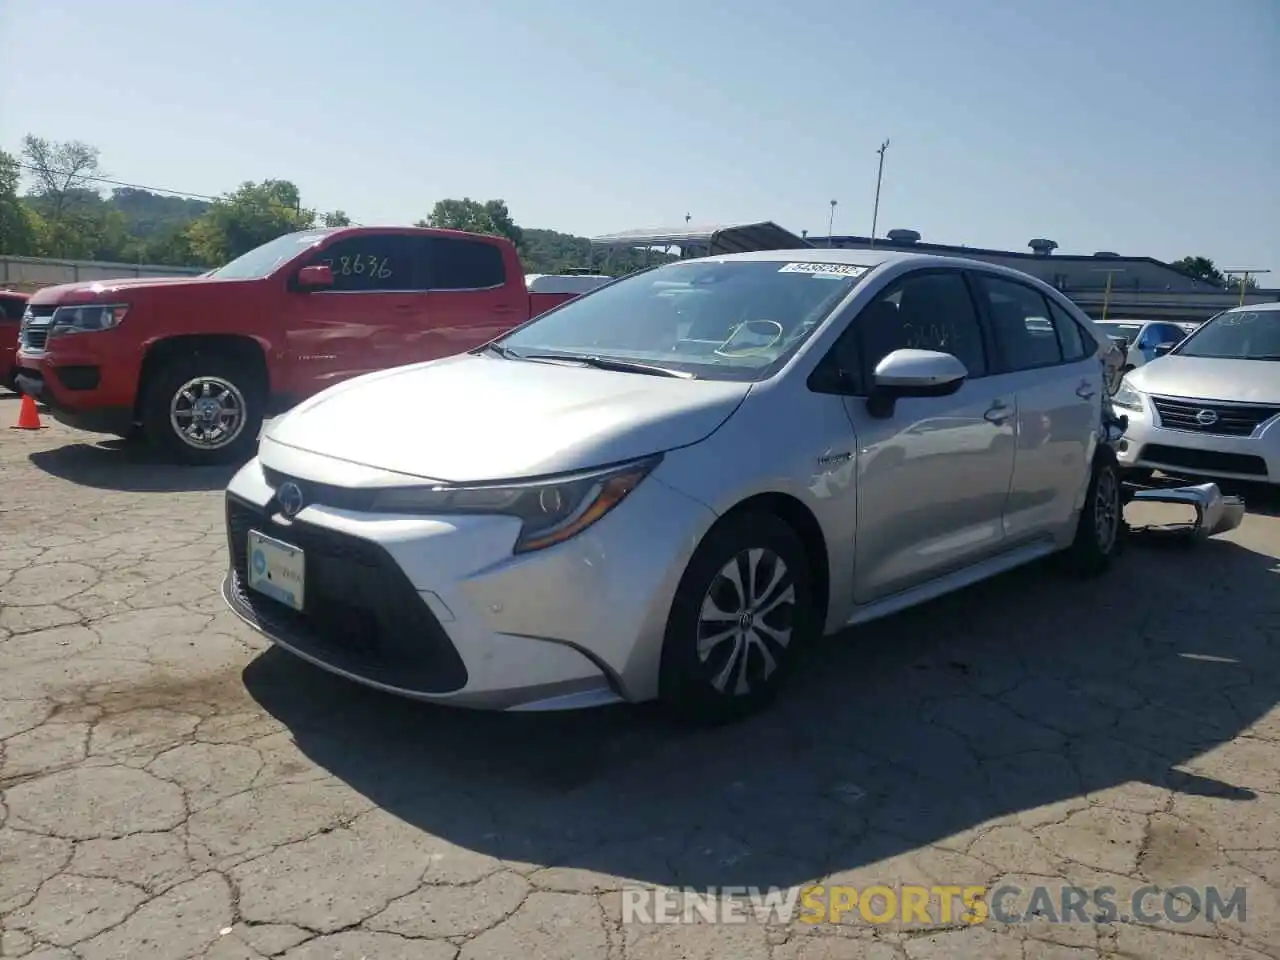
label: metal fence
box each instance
[0,254,204,292]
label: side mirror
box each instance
[1153,342,1175,357]
[295,264,334,291]
[866,348,968,418]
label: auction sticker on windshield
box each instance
[778,262,870,278]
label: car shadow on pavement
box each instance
[244,535,1278,891]
[27,439,241,493]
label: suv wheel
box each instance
[1060,450,1126,577]
[659,512,817,724]
[142,354,264,466]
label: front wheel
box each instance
[1059,452,1126,577]
[141,354,264,466]
[659,512,818,725]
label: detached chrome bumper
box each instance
[1125,482,1246,543]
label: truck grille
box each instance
[1151,395,1280,437]
[225,494,469,694]
[19,306,55,352]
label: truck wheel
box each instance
[141,354,264,466]
[658,512,817,725]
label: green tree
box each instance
[0,149,39,255]
[20,135,106,257]
[417,197,523,247]
[322,209,352,227]
[185,179,314,265]
[1170,255,1226,286]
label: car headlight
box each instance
[49,303,129,336]
[367,454,663,553]
[1112,379,1144,412]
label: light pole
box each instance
[869,138,890,249]
[1223,268,1270,306]
[827,200,838,247]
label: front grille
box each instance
[19,307,56,352]
[225,494,468,693]
[1138,444,1269,478]
[1151,395,1280,437]
[261,466,382,512]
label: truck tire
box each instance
[141,353,265,466]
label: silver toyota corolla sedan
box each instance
[1114,301,1280,485]
[222,249,1125,723]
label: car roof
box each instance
[1223,301,1280,313]
[688,247,1080,284]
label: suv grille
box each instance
[225,494,468,694]
[19,306,56,352]
[1151,395,1280,437]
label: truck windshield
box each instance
[207,230,332,281]
[495,258,868,381]
[1174,309,1280,360]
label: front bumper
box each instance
[221,453,717,710]
[1114,393,1280,484]
[15,339,140,435]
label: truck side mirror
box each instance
[296,265,334,291]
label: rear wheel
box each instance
[1059,451,1126,577]
[659,512,817,725]
[141,353,264,465]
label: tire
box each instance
[658,512,818,725]
[1059,449,1126,577]
[140,352,265,466]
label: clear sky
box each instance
[2,0,1277,274]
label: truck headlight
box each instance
[367,454,663,553]
[49,303,129,337]
[1112,380,1145,412]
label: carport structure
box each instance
[589,221,812,274]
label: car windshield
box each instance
[207,230,332,281]
[494,258,870,381]
[1173,309,1280,360]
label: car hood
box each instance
[1128,356,1279,404]
[263,353,752,483]
[27,274,220,305]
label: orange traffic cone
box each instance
[11,393,46,430]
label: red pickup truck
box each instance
[15,227,605,464]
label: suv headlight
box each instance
[367,454,663,553]
[49,303,129,337]
[1112,379,1144,412]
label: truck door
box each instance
[283,233,429,392]
[414,235,527,360]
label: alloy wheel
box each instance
[169,376,247,450]
[696,547,797,696]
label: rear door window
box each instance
[976,275,1065,371]
[1047,300,1094,361]
[426,237,507,290]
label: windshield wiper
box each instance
[516,352,695,379]
[473,342,518,359]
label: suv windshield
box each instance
[495,258,870,381]
[1173,308,1280,360]
[207,230,333,281]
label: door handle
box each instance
[1076,382,1096,400]
[984,400,1011,424]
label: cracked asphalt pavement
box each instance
[2,392,1279,960]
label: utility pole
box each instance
[869,138,890,249]
[827,200,838,247]
[1223,268,1270,306]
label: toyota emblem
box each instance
[277,481,304,518]
[1194,409,1219,427]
